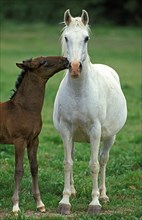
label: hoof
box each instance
[88,205,101,214]
[71,192,76,197]
[100,196,109,203]
[58,203,71,215]
[12,211,19,217]
[71,187,76,197]
[37,205,46,213]
[12,208,20,216]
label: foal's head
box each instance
[16,56,69,81]
[62,9,90,78]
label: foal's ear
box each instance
[81,10,89,25]
[16,63,25,69]
[64,9,72,26]
[16,58,38,70]
[16,62,35,70]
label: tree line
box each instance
[0,0,141,26]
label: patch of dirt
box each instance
[0,210,74,219]
[0,207,133,219]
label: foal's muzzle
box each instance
[69,61,82,78]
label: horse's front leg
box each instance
[27,137,45,213]
[58,126,73,215]
[12,138,26,215]
[88,124,101,214]
[70,143,76,197]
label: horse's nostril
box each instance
[79,62,82,70]
[69,63,72,68]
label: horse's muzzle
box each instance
[69,61,82,78]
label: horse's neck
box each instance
[13,72,46,113]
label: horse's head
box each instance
[16,56,69,80]
[62,9,90,78]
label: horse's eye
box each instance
[84,36,89,43]
[65,37,68,42]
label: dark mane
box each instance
[10,70,27,100]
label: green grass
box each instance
[0,22,141,220]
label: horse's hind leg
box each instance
[12,138,26,214]
[99,136,116,202]
[27,137,45,213]
[88,125,102,214]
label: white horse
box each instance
[53,9,127,215]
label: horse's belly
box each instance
[73,127,90,143]
[101,107,127,139]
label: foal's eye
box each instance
[40,60,47,66]
[84,36,89,43]
[65,37,68,42]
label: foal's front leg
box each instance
[12,138,26,214]
[88,124,101,214]
[27,137,45,212]
[58,128,73,215]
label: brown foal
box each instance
[0,56,68,214]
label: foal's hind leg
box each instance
[99,136,115,202]
[27,137,45,212]
[12,138,26,214]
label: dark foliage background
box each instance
[0,0,141,26]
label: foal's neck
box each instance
[12,72,46,113]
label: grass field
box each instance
[0,22,141,220]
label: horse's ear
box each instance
[64,9,72,26]
[81,10,89,25]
